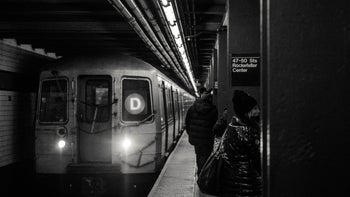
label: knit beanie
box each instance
[232,90,257,119]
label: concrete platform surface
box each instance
[148,132,217,197]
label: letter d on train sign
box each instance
[130,98,141,110]
[125,93,145,114]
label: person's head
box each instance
[200,89,212,102]
[232,90,259,121]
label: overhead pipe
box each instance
[107,0,191,88]
[125,0,171,68]
[148,0,196,90]
[174,0,197,75]
[183,0,198,69]
[155,0,197,91]
[137,0,190,86]
[107,0,168,67]
[124,0,191,87]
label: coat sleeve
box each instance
[247,128,261,175]
[212,116,227,137]
[214,108,218,121]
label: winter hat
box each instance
[232,90,257,118]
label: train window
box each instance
[167,88,173,119]
[174,91,178,116]
[39,78,68,123]
[85,79,110,122]
[122,78,152,122]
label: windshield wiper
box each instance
[136,113,155,126]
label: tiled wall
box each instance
[0,40,54,167]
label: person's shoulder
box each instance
[229,116,245,125]
[226,123,249,142]
[204,102,216,109]
[227,117,248,131]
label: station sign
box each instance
[231,54,260,86]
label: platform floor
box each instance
[148,132,216,197]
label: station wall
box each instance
[0,40,54,167]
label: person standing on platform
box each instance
[214,90,262,197]
[185,87,218,176]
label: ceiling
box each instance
[176,0,226,85]
[0,0,226,92]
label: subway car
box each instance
[34,53,195,196]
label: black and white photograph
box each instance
[0,0,349,196]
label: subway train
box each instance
[34,53,195,196]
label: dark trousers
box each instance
[194,144,213,175]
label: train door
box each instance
[178,93,181,129]
[166,87,174,149]
[77,75,112,163]
[181,93,185,128]
[176,90,181,136]
[161,81,169,152]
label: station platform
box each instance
[148,132,215,197]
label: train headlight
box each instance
[121,137,132,151]
[58,140,66,149]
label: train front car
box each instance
[34,54,183,196]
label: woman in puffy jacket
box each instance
[214,90,262,197]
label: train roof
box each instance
[39,53,195,96]
[41,53,157,72]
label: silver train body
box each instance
[35,54,195,177]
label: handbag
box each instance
[197,131,226,196]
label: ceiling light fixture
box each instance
[159,0,198,94]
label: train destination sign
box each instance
[125,93,145,115]
[231,54,260,86]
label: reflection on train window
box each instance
[167,88,173,119]
[85,80,110,122]
[39,79,68,123]
[122,78,152,122]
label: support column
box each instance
[224,0,260,118]
[266,1,350,196]
[216,29,228,115]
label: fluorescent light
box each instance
[163,5,176,26]
[175,37,183,47]
[160,0,169,6]
[160,0,198,93]
[178,46,185,54]
[170,24,180,38]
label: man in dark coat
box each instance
[185,88,218,175]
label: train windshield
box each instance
[85,79,110,122]
[122,78,152,122]
[39,78,68,123]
